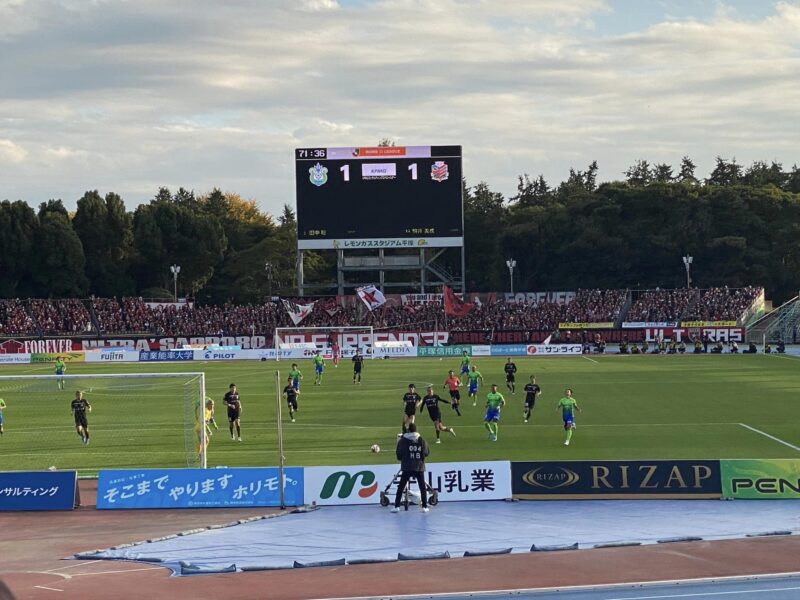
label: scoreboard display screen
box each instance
[295,145,463,250]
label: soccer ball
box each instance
[370,444,380,453]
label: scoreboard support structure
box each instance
[295,145,465,295]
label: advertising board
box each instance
[417,345,472,357]
[525,344,582,356]
[721,459,800,500]
[138,350,194,362]
[512,460,721,499]
[304,461,511,506]
[0,354,31,364]
[97,467,304,509]
[643,327,744,343]
[0,471,77,511]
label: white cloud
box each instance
[0,0,798,209]
[0,139,27,163]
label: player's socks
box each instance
[436,430,440,440]
[565,429,573,443]
[449,427,456,437]
[454,405,461,416]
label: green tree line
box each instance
[2,157,799,304]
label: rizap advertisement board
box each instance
[721,459,800,500]
[512,460,721,499]
[418,345,472,357]
[305,461,511,506]
[526,344,582,356]
[0,354,31,364]
[97,467,304,509]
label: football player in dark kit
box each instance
[504,357,518,394]
[283,377,300,423]
[392,423,430,513]
[352,349,364,384]
[420,385,456,444]
[523,375,541,423]
[401,384,421,434]
[224,383,243,441]
[71,390,92,445]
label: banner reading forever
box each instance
[512,460,721,499]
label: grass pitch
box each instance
[0,354,798,475]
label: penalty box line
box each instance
[739,423,800,453]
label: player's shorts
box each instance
[56,369,65,376]
[484,408,500,422]
[292,378,300,391]
[468,382,478,395]
[524,397,536,407]
[287,398,298,410]
[404,405,417,417]
[448,390,460,402]
[74,414,88,429]
[0,413,4,425]
[315,365,324,375]
[228,409,241,422]
[505,373,515,383]
[428,409,442,423]
[563,414,575,428]
[460,366,469,375]
[353,365,362,373]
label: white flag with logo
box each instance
[281,299,316,325]
[356,285,386,311]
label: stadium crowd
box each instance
[0,287,762,338]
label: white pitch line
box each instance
[582,355,599,364]
[739,423,800,453]
[33,586,63,592]
[46,560,102,573]
[70,566,164,576]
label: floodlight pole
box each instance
[170,264,181,302]
[682,255,693,288]
[506,258,516,295]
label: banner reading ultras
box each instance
[295,146,464,250]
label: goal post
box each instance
[274,326,375,361]
[0,372,207,474]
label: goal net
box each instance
[274,326,375,361]
[0,372,206,475]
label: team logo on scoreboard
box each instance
[309,162,329,187]
[431,161,449,182]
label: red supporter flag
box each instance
[356,285,387,311]
[443,286,474,317]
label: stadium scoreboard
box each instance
[295,145,463,250]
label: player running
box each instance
[0,397,6,436]
[283,377,300,422]
[558,388,582,446]
[504,358,517,394]
[224,383,243,441]
[401,384,421,434]
[55,356,66,390]
[458,351,471,384]
[313,351,325,385]
[467,365,484,406]
[289,363,303,391]
[352,349,364,384]
[442,370,462,416]
[420,385,456,444]
[484,384,505,442]
[523,375,541,423]
[71,391,91,445]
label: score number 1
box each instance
[338,163,418,182]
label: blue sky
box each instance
[1,0,799,215]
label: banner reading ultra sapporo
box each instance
[721,459,800,499]
[304,461,511,506]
